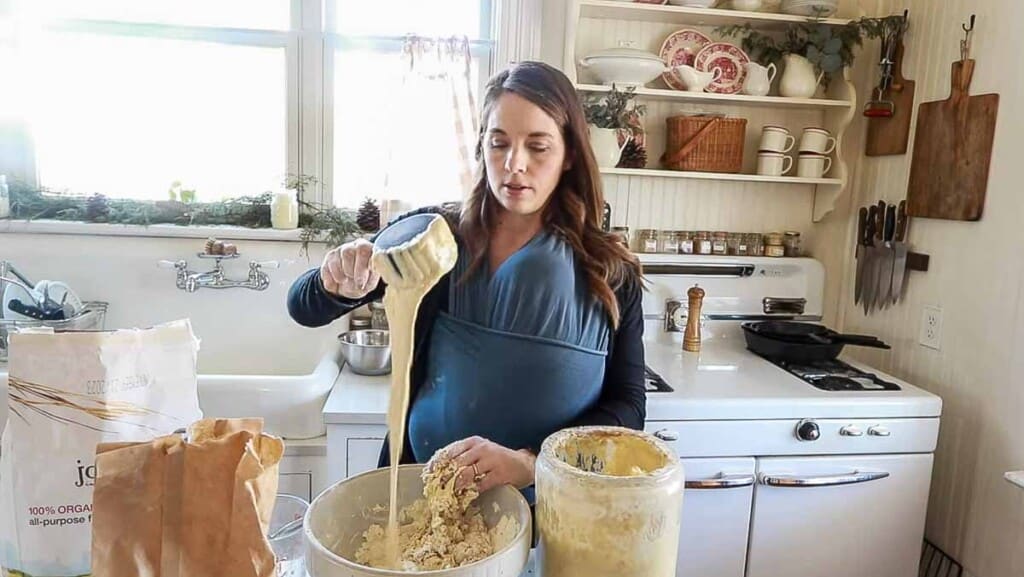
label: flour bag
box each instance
[0,320,203,577]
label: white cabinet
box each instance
[677,457,755,577]
[347,438,385,477]
[326,423,387,484]
[745,454,933,577]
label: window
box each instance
[2,0,494,211]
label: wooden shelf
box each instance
[600,167,842,185]
[576,83,853,110]
[579,0,852,29]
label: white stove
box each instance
[636,254,941,577]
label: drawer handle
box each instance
[840,425,864,437]
[760,471,890,488]
[654,429,679,442]
[686,474,756,490]
[868,426,891,437]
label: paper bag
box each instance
[0,320,203,577]
[90,418,285,577]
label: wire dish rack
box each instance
[0,302,108,363]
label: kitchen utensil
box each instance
[338,329,391,375]
[743,61,777,96]
[305,465,532,577]
[579,44,670,87]
[854,206,869,306]
[759,125,794,153]
[891,200,910,305]
[757,152,793,176]
[660,29,713,90]
[694,42,750,94]
[876,203,897,310]
[907,15,999,221]
[741,321,890,363]
[866,14,916,156]
[861,204,879,315]
[796,154,832,178]
[867,201,888,313]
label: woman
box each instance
[288,61,645,495]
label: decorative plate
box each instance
[659,28,713,91]
[694,42,750,94]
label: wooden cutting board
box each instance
[866,41,916,156]
[906,58,999,221]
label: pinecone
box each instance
[356,198,381,233]
[617,139,648,169]
[85,194,110,222]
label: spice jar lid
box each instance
[765,232,784,244]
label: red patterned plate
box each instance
[659,28,712,91]
[694,42,750,95]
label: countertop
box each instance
[323,336,943,425]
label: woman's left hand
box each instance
[435,436,536,493]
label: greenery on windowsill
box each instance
[4,175,363,255]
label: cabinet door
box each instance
[678,457,755,577]
[746,454,932,577]
[346,438,385,477]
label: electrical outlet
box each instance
[919,306,943,350]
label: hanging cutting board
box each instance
[906,58,999,221]
[866,41,916,156]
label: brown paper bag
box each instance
[90,418,285,577]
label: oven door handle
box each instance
[686,474,757,490]
[760,470,890,488]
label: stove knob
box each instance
[840,425,864,437]
[868,425,891,437]
[796,419,820,442]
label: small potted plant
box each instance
[582,85,647,168]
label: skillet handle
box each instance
[833,334,891,349]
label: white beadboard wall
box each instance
[821,1,1024,576]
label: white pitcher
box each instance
[742,61,777,96]
[674,65,722,93]
[779,54,824,98]
[589,125,628,168]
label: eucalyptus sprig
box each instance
[582,85,647,130]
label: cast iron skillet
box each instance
[741,321,890,362]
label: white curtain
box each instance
[380,36,478,219]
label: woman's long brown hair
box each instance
[459,61,641,329]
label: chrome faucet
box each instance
[159,253,279,293]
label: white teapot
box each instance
[742,61,777,97]
[674,65,722,93]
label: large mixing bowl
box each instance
[338,329,391,375]
[305,464,532,577]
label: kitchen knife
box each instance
[862,205,879,315]
[854,206,869,306]
[891,200,910,305]
[867,201,887,313]
[877,203,897,309]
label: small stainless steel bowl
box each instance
[338,329,391,376]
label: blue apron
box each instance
[407,231,610,465]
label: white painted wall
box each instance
[0,232,340,375]
[817,1,1024,575]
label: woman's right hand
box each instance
[319,239,381,299]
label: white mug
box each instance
[799,128,837,155]
[797,154,833,178]
[757,152,793,177]
[759,126,795,154]
[675,64,722,93]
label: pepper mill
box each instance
[683,284,705,353]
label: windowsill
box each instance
[0,219,308,242]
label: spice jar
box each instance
[611,226,630,248]
[636,229,659,253]
[694,231,712,255]
[659,230,680,254]
[765,232,785,258]
[711,231,728,255]
[536,427,684,577]
[727,233,745,256]
[784,231,802,257]
[678,231,694,255]
[746,233,764,256]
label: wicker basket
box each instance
[662,115,747,173]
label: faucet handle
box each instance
[158,260,187,270]
[251,260,280,270]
